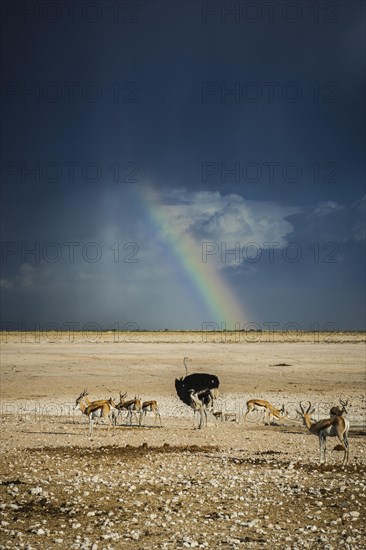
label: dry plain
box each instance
[0,331,365,549]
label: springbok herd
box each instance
[74,386,350,466]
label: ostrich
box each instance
[175,357,220,429]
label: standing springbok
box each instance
[80,393,119,426]
[141,400,162,427]
[297,401,350,465]
[330,398,349,417]
[74,389,117,439]
[115,392,142,426]
[244,399,287,425]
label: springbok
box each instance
[115,392,142,426]
[141,400,162,427]
[330,398,348,417]
[81,393,119,426]
[74,389,117,439]
[297,401,350,465]
[244,399,287,425]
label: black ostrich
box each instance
[175,357,220,428]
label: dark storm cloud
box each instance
[1,0,365,330]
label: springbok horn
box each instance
[306,401,312,414]
[299,401,305,414]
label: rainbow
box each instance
[139,185,246,329]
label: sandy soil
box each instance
[0,332,365,549]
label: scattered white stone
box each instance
[29,487,43,495]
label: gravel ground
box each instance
[1,336,365,549]
[0,412,365,550]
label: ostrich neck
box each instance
[184,358,188,376]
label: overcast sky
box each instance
[1,0,365,331]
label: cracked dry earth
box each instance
[0,419,365,550]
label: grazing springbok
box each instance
[244,399,287,425]
[115,392,142,426]
[330,398,349,417]
[141,400,162,427]
[297,401,350,465]
[74,389,117,439]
